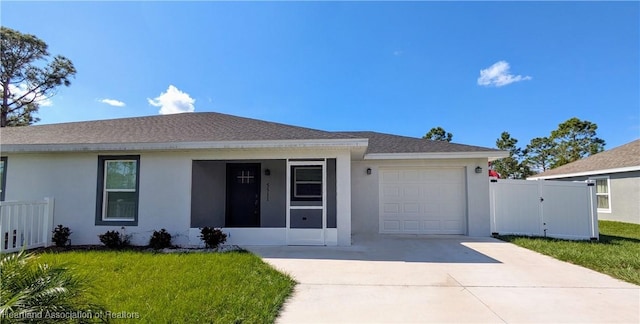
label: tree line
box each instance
[423,118,606,178]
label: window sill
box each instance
[95,220,138,226]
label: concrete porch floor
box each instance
[247,235,639,323]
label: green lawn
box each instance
[38,250,295,323]
[499,220,640,285]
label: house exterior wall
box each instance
[350,158,491,237]
[4,152,194,246]
[547,171,640,224]
[191,161,227,228]
[4,148,352,246]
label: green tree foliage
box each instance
[525,136,555,172]
[493,131,533,179]
[502,118,606,176]
[0,250,105,320]
[1,27,76,127]
[423,126,453,142]
[549,117,605,168]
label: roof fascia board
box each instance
[364,151,509,160]
[528,165,640,180]
[1,138,369,153]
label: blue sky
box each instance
[2,1,638,149]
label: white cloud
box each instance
[99,98,126,107]
[147,85,195,115]
[9,83,53,107]
[477,61,532,87]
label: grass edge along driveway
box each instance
[499,220,640,286]
[38,250,295,323]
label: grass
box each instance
[37,250,295,323]
[499,220,640,286]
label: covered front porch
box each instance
[188,156,350,246]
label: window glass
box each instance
[105,192,137,219]
[235,170,256,184]
[293,166,322,199]
[296,168,322,182]
[593,177,610,211]
[596,179,608,194]
[597,195,609,209]
[106,161,137,190]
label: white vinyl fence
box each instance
[490,179,598,240]
[0,198,54,253]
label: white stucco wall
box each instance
[606,172,640,224]
[3,152,194,246]
[4,148,353,246]
[351,158,491,237]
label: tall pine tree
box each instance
[1,27,76,127]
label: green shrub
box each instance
[98,230,130,249]
[149,229,172,250]
[199,227,227,249]
[0,250,105,319]
[52,224,72,247]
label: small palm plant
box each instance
[0,250,106,322]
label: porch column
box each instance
[336,151,352,246]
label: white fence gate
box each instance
[490,179,598,240]
[0,198,54,253]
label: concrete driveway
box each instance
[247,235,639,323]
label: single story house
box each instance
[529,139,640,224]
[0,112,507,246]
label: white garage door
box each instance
[379,167,466,234]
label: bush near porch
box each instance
[500,220,640,285]
[38,250,295,322]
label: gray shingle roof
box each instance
[0,112,352,145]
[340,131,503,154]
[531,139,640,178]
[0,112,501,155]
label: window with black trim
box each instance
[0,157,7,201]
[292,166,322,200]
[96,156,140,225]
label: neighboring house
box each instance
[0,112,507,246]
[529,140,640,224]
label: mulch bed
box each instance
[32,245,244,253]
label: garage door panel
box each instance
[382,220,400,231]
[382,171,400,182]
[403,203,420,213]
[380,167,466,235]
[383,203,401,213]
[423,220,441,231]
[444,220,463,231]
[382,186,401,198]
[401,170,421,182]
[403,221,420,231]
[402,185,421,199]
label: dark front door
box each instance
[226,163,261,227]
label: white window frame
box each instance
[590,176,611,213]
[102,159,138,221]
[293,166,323,199]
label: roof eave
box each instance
[363,151,509,160]
[528,165,640,180]
[0,138,370,153]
